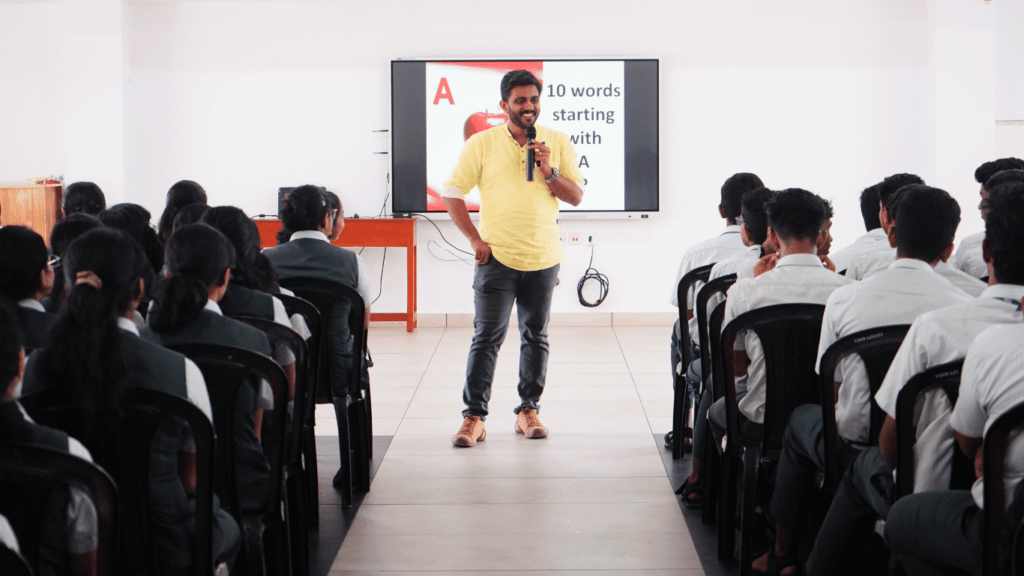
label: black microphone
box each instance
[526,126,537,182]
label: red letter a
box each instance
[433,77,455,105]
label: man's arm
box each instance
[443,196,492,265]
[529,140,583,206]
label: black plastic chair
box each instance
[672,263,715,459]
[983,401,1024,576]
[718,303,826,575]
[23,387,216,576]
[893,360,973,500]
[0,443,118,576]
[0,544,32,576]
[279,277,372,507]
[170,344,289,576]
[275,292,324,526]
[817,325,910,490]
[232,315,311,576]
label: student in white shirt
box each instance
[666,173,763,448]
[953,158,1024,279]
[805,180,1024,576]
[845,173,923,281]
[829,182,888,274]
[757,185,972,575]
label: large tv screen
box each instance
[391,59,659,216]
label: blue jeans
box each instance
[463,258,559,420]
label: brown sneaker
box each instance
[515,408,549,439]
[452,415,486,447]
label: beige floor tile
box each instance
[374,451,666,479]
[360,476,678,505]
[330,571,703,576]
[384,432,659,455]
[395,417,654,436]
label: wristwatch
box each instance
[545,167,560,184]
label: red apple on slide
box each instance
[427,186,479,212]
[464,112,508,141]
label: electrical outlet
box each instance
[569,235,583,245]
[586,234,596,245]
[559,234,567,246]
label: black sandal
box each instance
[675,479,703,509]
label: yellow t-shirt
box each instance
[443,124,584,272]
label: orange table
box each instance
[256,218,418,332]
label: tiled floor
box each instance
[313,323,708,575]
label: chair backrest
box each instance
[697,273,737,392]
[0,544,32,576]
[983,400,1024,576]
[817,325,910,486]
[720,304,826,454]
[279,277,367,402]
[22,387,216,576]
[677,264,715,367]
[0,443,117,576]
[231,315,309,466]
[893,360,969,500]
[168,344,287,525]
[274,293,323,431]
[709,300,729,403]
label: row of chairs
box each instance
[0,277,372,576]
[672,265,1024,576]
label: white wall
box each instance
[1,0,1011,315]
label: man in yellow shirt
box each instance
[444,69,585,447]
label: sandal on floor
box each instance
[675,479,703,509]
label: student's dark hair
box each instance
[765,188,827,242]
[201,206,264,290]
[62,182,106,215]
[324,190,342,227]
[500,70,543,102]
[149,224,234,334]
[157,180,208,246]
[893,185,960,262]
[252,254,281,293]
[820,197,834,220]
[984,169,1024,196]
[721,173,764,220]
[0,300,30,443]
[859,183,882,231]
[278,185,329,240]
[173,203,210,231]
[47,214,105,313]
[35,229,149,436]
[878,173,924,210]
[975,158,1024,187]
[985,181,1024,285]
[0,226,49,304]
[99,203,163,276]
[740,187,774,245]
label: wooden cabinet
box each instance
[0,184,63,244]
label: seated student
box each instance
[954,157,1024,279]
[45,214,104,314]
[157,180,208,247]
[845,173,924,281]
[756,185,973,575]
[805,173,1024,576]
[172,203,210,232]
[0,226,55,352]
[1,301,99,576]
[677,185,776,504]
[61,182,105,216]
[99,203,164,279]
[145,223,275,517]
[20,229,239,575]
[705,188,852,447]
[885,296,1024,575]
[751,196,837,277]
[666,172,764,447]
[828,182,889,274]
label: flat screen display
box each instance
[391,59,659,215]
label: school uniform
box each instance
[219,282,297,365]
[669,225,746,347]
[142,301,274,516]
[829,228,889,274]
[706,254,852,444]
[15,298,54,352]
[805,284,1024,575]
[886,323,1024,576]
[768,258,972,533]
[263,230,372,395]
[846,248,987,297]
[953,231,987,279]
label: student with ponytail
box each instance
[157,180,208,247]
[145,223,275,516]
[0,226,56,351]
[20,229,240,575]
[45,214,105,313]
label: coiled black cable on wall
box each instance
[577,245,609,307]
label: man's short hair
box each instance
[765,188,827,242]
[975,158,1024,188]
[859,184,882,231]
[721,173,764,221]
[500,70,543,102]
[984,169,1024,196]
[878,173,924,211]
[740,187,774,246]
[893,185,960,262]
[985,180,1024,285]
[63,182,106,215]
